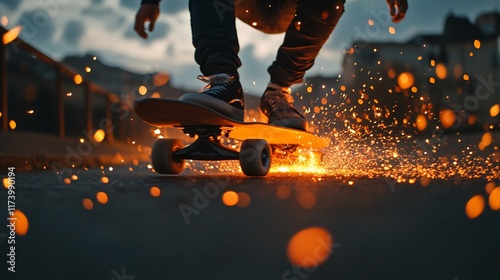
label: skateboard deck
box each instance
[134,98,329,147]
[134,98,330,176]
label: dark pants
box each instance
[189,0,345,87]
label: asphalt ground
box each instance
[0,164,499,280]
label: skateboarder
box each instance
[135,0,408,131]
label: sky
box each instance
[1,0,498,94]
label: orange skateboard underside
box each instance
[134,98,330,149]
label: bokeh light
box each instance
[83,198,94,210]
[287,227,333,268]
[222,191,239,206]
[11,210,29,236]
[96,192,108,204]
[465,195,485,219]
[150,186,161,197]
[489,187,500,211]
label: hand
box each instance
[386,0,408,23]
[134,4,160,39]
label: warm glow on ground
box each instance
[287,227,333,268]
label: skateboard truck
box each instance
[174,126,239,161]
[151,126,272,176]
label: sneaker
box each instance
[179,73,244,121]
[259,83,309,131]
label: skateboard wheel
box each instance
[151,138,185,175]
[239,139,271,176]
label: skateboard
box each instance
[134,98,330,176]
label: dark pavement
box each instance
[0,163,499,280]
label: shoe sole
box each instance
[179,93,244,121]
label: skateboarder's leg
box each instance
[260,0,345,131]
[189,0,241,79]
[268,0,345,86]
[181,0,244,120]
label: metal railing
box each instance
[0,26,132,142]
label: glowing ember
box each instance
[138,85,147,95]
[10,210,29,236]
[222,191,239,206]
[489,187,500,211]
[101,176,109,184]
[287,227,333,268]
[490,104,499,117]
[397,72,414,90]
[474,39,481,49]
[9,120,16,130]
[93,129,106,143]
[2,26,22,45]
[236,192,251,208]
[439,109,456,129]
[388,26,396,34]
[83,198,94,210]
[415,114,427,131]
[1,16,8,26]
[74,74,83,85]
[465,195,485,219]
[485,182,496,194]
[435,63,447,79]
[150,186,161,197]
[96,192,108,204]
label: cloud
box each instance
[90,0,104,4]
[119,0,138,10]
[0,0,22,10]
[123,21,170,43]
[16,10,56,43]
[160,1,188,15]
[81,6,127,31]
[62,20,85,45]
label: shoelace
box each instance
[263,89,295,113]
[198,74,233,94]
[197,74,244,107]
